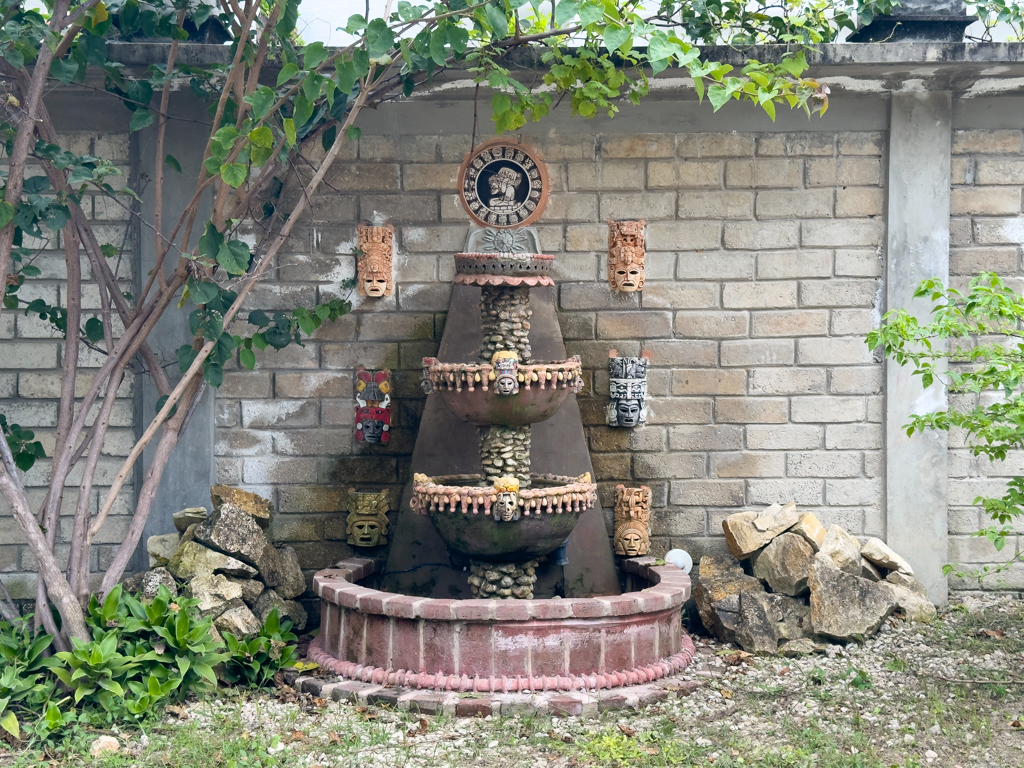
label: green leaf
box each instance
[187,277,220,305]
[447,25,469,56]
[247,85,275,120]
[240,348,256,370]
[429,27,448,67]
[283,118,296,146]
[0,201,15,229]
[50,58,79,84]
[84,317,105,343]
[276,63,299,86]
[220,163,248,189]
[302,41,329,69]
[164,154,182,173]
[346,125,361,142]
[484,2,508,36]
[0,710,19,740]
[177,345,198,374]
[129,109,154,133]
[248,126,273,148]
[216,239,250,275]
[321,125,336,152]
[554,0,579,26]
[602,25,629,53]
[292,95,313,128]
[365,19,396,58]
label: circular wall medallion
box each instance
[458,139,549,228]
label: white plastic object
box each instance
[664,549,693,574]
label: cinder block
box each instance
[720,339,794,367]
[710,452,785,478]
[647,160,722,190]
[676,252,753,279]
[751,309,828,337]
[952,129,1023,155]
[669,425,743,451]
[790,396,866,423]
[678,191,753,219]
[797,338,874,365]
[750,367,825,395]
[757,251,832,279]
[801,219,883,248]
[835,187,884,217]
[715,397,788,424]
[746,424,822,450]
[787,451,862,478]
[723,221,799,250]
[641,283,718,309]
[671,369,746,395]
[675,311,748,338]
[800,279,878,308]
[755,189,832,219]
[725,158,802,188]
[722,282,797,309]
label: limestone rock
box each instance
[193,502,283,587]
[214,599,262,637]
[861,537,914,575]
[135,567,177,600]
[173,507,208,533]
[253,589,307,631]
[861,557,883,582]
[752,533,814,596]
[227,576,265,606]
[90,736,120,757]
[211,485,271,529]
[188,573,244,619]
[167,541,257,581]
[791,512,826,551]
[692,555,765,644]
[722,502,799,559]
[886,571,927,595]
[767,593,813,641]
[734,591,780,654]
[779,638,828,656]
[889,583,936,622]
[819,525,862,576]
[275,545,306,600]
[147,533,180,567]
[809,554,897,641]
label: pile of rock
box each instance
[467,560,539,599]
[126,485,307,637]
[693,502,936,655]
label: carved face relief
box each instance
[608,220,646,293]
[494,491,520,522]
[355,368,391,444]
[490,351,520,396]
[346,489,390,547]
[607,352,650,428]
[357,224,394,298]
[613,485,651,557]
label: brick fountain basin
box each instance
[309,557,695,693]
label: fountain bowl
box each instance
[422,357,583,426]
[411,472,597,561]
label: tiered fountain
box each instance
[310,139,695,698]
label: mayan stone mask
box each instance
[346,489,390,547]
[607,350,650,428]
[492,476,521,522]
[355,367,391,444]
[607,219,646,293]
[490,351,520,396]
[357,223,394,298]
[614,485,651,557]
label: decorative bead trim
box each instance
[409,472,597,516]
[309,634,696,693]
[422,356,583,394]
[453,273,556,286]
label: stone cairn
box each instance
[479,285,532,363]
[693,502,936,656]
[126,485,308,638]
[467,560,539,600]
[478,424,531,487]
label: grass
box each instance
[1,600,1022,768]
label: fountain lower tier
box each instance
[310,558,695,692]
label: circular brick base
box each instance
[312,557,694,693]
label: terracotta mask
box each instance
[357,223,394,298]
[608,219,646,292]
[490,351,520,396]
[607,350,650,428]
[614,485,651,557]
[346,489,390,547]
[355,367,391,444]
[492,476,521,522]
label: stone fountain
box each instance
[310,139,695,698]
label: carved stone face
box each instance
[362,275,389,297]
[618,529,645,556]
[494,373,517,395]
[360,418,385,443]
[612,257,644,292]
[616,399,642,427]
[493,491,519,522]
[351,519,383,547]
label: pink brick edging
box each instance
[310,557,695,692]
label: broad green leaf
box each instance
[578,1,603,26]
[216,239,250,275]
[302,41,328,69]
[346,126,361,142]
[220,162,247,189]
[0,711,19,740]
[321,125,336,152]
[283,118,296,146]
[335,60,357,94]
[50,59,78,84]
[129,109,154,133]
[164,154,182,173]
[365,18,395,58]
[248,126,273,148]
[247,85,275,119]
[240,348,256,370]
[0,201,15,229]
[602,25,629,52]
[84,317,105,343]
[554,0,579,26]
[429,27,448,67]
[484,2,508,36]
[447,25,469,56]
[276,63,299,86]
[292,95,313,128]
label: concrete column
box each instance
[885,92,952,605]
[135,92,216,556]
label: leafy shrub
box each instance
[221,609,298,689]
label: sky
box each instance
[296,0,377,46]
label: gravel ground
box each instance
[3,593,1023,768]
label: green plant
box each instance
[221,609,298,689]
[0,615,56,708]
[845,667,873,690]
[868,273,1024,580]
[52,632,140,711]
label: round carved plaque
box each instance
[458,138,549,228]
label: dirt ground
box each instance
[2,594,1023,768]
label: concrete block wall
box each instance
[946,127,1024,589]
[213,128,890,578]
[0,131,136,598]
